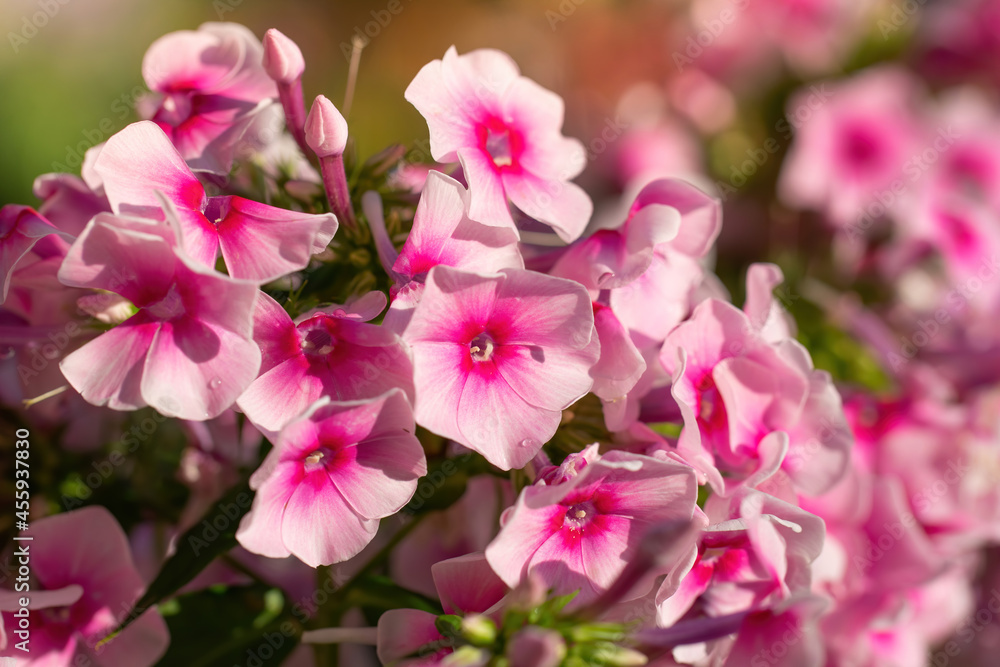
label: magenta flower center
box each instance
[146,285,186,320]
[158,92,193,127]
[203,197,232,226]
[303,446,337,472]
[486,127,514,167]
[563,500,597,531]
[299,317,338,356]
[469,332,495,362]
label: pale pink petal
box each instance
[432,553,508,615]
[141,316,262,420]
[528,529,596,600]
[281,472,378,567]
[486,503,564,588]
[95,121,206,219]
[503,76,585,178]
[502,172,592,243]
[410,341,468,444]
[578,513,633,593]
[611,249,702,346]
[329,431,426,519]
[93,609,170,667]
[172,258,259,338]
[237,357,317,432]
[236,462,300,559]
[33,172,111,237]
[459,147,515,229]
[59,313,160,411]
[403,266,501,344]
[217,196,338,282]
[492,268,595,348]
[57,213,175,307]
[440,46,520,115]
[143,29,242,93]
[590,305,646,401]
[393,172,522,280]
[0,585,83,611]
[0,206,71,302]
[376,609,442,664]
[404,53,477,162]
[743,263,794,342]
[493,342,596,412]
[457,370,556,470]
[634,179,721,258]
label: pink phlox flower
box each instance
[57,212,261,420]
[237,290,414,434]
[405,46,592,242]
[0,507,169,667]
[95,121,337,283]
[138,22,279,175]
[237,389,427,567]
[402,265,599,470]
[485,444,699,605]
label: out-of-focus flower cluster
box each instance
[3,2,1000,666]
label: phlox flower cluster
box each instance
[3,8,1000,667]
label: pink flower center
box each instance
[469,333,495,362]
[203,197,231,227]
[299,317,338,356]
[146,285,186,320]
[486,127,514,168]
[303,446,334,472]
[158,92,193,127]
[838,121,885,174]
[563,500,597,532]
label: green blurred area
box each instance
[0,0,663,208]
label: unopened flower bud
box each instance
[262,29,305,84]
[305,95,349,158]
[461,614,498,647]
[443,645,491,666]
[435,614,464,640]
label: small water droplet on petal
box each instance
[209,377,223,389]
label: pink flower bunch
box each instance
[9,11,1000,667]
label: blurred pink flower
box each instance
[139,22,278,175]
[0,506,169,667]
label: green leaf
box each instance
[154,584,302,667]
[104,479,255,640]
